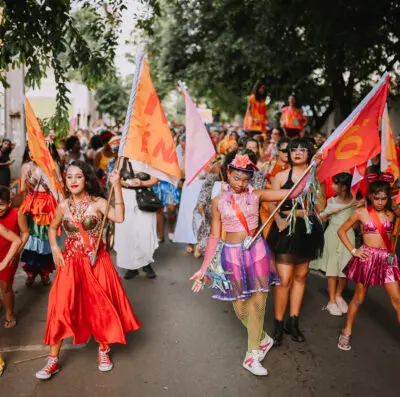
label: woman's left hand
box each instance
[312,151,323,166]
[109,169,121,186]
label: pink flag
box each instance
[180,83,216,185]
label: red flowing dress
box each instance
[44,199,140,346]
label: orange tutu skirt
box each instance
[44,240,140,346]
[20,191,57,225]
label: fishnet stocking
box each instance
[232,292,267,352]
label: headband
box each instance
[366,172,394,184]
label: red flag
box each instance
[318,74,389,182]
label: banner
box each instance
[381,104,399,181]
[179,83,216,185]
[25,98,60,193]
[119,51,181,184]
[318,73,389,182]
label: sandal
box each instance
[4,318,17,328]
[186,245,194,254]
[194,247,202,259]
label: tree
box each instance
[95,75,131,125]
[0,0,126,134]
[142,0,400,127]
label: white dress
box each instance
[114,187,159,270]
[173,179,206,244]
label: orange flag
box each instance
[119,52,181,184]
[25,98,60,193]
[318,74,389,182]
[381,104,399,181]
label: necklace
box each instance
[69,194,91,222]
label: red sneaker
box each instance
[98,347,113,372]
[36,356,60,380]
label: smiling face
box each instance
[228,169,252,193]
[66,165,86,195]
[289,144,309,165]
[0,199,11,217]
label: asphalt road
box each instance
[1,239,400,397]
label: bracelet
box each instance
[351,248,357,255]
[115,202,125,206]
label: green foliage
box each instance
[143,0,400,126]
[95,75,131,126]
[0,0,126,136]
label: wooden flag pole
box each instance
[243,161,315,250]
[92,156,122,265]
[392,217,400,256]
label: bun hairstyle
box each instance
[366,173,393,210]
[287,138,315,165]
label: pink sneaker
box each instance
[258,333,274,361]
[36,356,60,380]
[98,347,113,372]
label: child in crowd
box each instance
[0,186,29,328]
[310,173,356,316]
[337,173,400,351]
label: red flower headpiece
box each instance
[229,154,258,171]
[366,172,394,184]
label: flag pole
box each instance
[91,156,122,265]
[243,161,315,250]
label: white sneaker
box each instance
[336,296,348,314]
[98,347,113,372]
[258,332,274,361]
[168,232,174,241]
[326,302,342,316]
[243,351,268,376]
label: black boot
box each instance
[142,264,156,279]
[124,269,139,280]
[284,316,305,343]
[273,319,284,347]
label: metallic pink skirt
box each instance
[343,245,400,287]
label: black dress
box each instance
[267,168,324,265]
[0,151,11,187]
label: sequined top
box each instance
[363,218,393,234]
[62,200,102,240]
[217,183,259,233]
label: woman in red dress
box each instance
[36,160,140,380]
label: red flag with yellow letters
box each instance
[119,52,181,184]
[318,74,389,182]
[25,98,61,193]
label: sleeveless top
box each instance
[280,168,295,211]
[217,183,259,233]
[0,208,20,262]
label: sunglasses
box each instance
[279,148,288,154]
[290,147,308,154]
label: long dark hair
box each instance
[367,181,392,211]
[287,138,315,166]
[66,160,105,198]
[22,146,31,164]
[252,81,267,102]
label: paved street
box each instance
[1,240,400,397]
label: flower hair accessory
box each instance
[229,154,258,171]
[366,172,394,184]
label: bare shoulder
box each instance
[91,196,106,208]
[354,207,367,219]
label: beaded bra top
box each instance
[218,183,259,233]
[362,218,393,234]
[63,197,101,238]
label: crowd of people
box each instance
[0,86,400,380]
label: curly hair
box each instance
[66,160,105,198]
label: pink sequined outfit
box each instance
[344,218,400,286]
[212,184,275,301]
